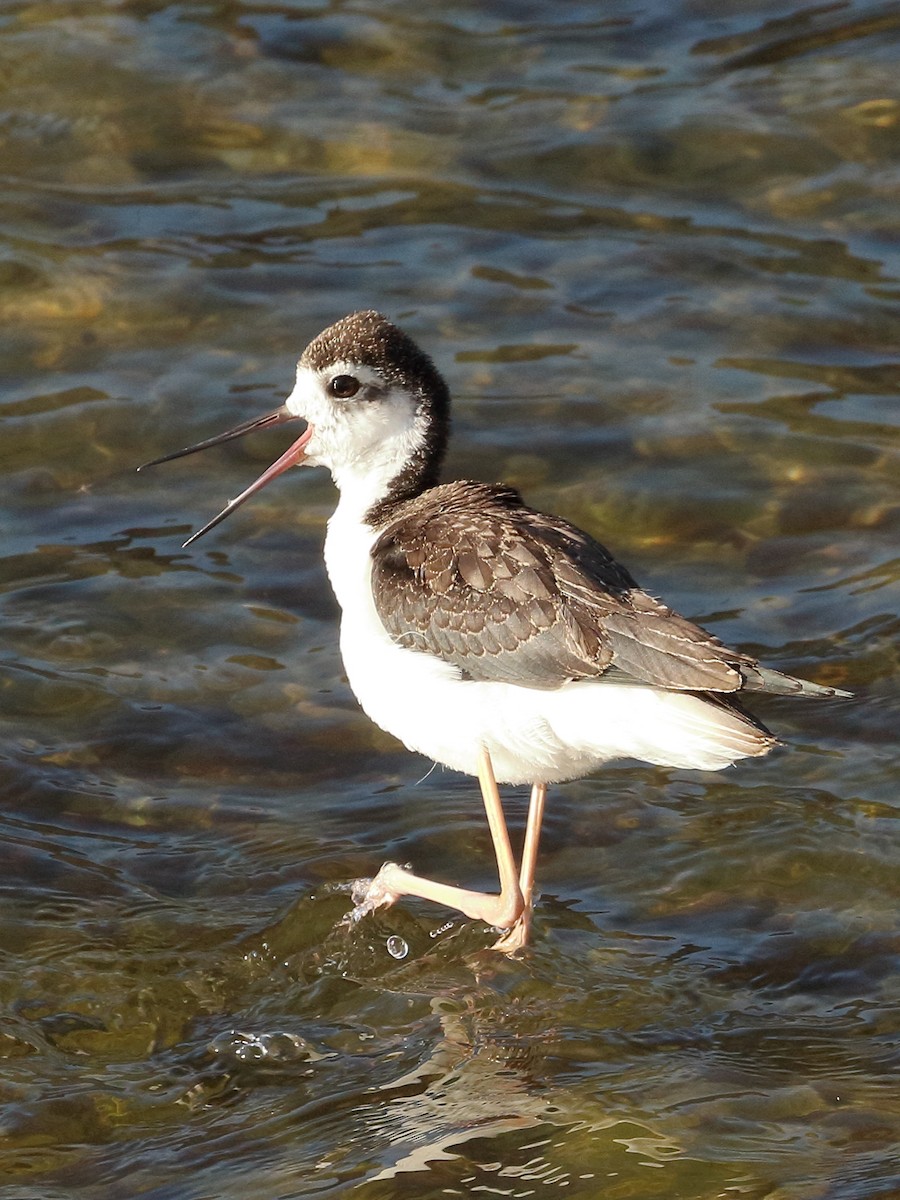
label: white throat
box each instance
[285,362,428,524]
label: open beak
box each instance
[138,405,312,547]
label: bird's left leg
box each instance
[492,780,547,953]
[348,746,525,931]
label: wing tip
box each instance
[740,664,853,700]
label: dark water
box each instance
[1,1,898,1196]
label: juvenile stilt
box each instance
[143,310,851,954]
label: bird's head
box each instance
[139,310,450,544]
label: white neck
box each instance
[328,453,407,524]
[316,409,430,609]
[320,472,392,617]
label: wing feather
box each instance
[370,481,847,697]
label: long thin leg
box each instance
[519,781,547,912]
[349,747,524,930]
[492,781,547,953]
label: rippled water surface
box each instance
[1,1,898,1196]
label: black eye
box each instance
[328,374,361,399]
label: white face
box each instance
[285,360,428,507]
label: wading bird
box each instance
[141,311,848,951]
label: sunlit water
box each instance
[0,1,897,1196]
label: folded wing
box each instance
[370,481,847,698]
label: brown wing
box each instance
[370,480,767,692]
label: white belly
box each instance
[324,510,766,786]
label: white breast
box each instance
[322,503,767,786]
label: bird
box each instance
[140,310,850,952]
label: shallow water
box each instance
[0,1,898,1196]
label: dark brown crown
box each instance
[302,310,452,525]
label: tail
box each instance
[738,664,852,699]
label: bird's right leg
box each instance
[348,746,525,930]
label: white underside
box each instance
[323,501,766,786]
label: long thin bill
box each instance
[182,425,314,547]
[137,406,296,471]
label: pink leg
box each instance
[492,781,547,953]
[350,747,525,930]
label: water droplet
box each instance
[386,934,408,959]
